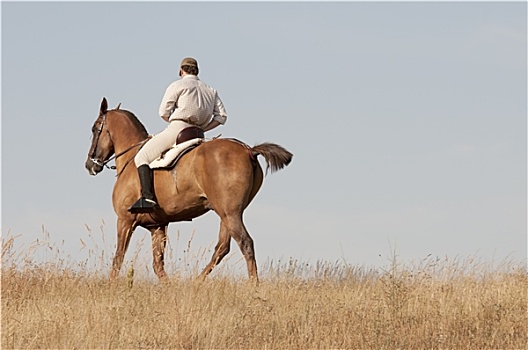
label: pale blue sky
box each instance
[2,2,526,277]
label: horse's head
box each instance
[85,97,115,175]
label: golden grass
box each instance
[2,232,527,349]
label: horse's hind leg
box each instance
[110,217,136,280]
[150,225,168,280]
[199,215,257,282]
[231,217,258,283]
[199,220,231,280]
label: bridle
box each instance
[90,113,112,168]
[90,112,148,174]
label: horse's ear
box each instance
[100,97,108,115]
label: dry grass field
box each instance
[2,232,527,349]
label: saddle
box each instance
[177,126,204,144]
[149,126,205,169]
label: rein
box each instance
[105,139,149,176]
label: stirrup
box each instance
[128,197,158,213]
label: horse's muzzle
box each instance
[85,158,103,176]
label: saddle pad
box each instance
[149,138,203,169]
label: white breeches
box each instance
[134,120,193,167]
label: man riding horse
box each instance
[130,57,228,213]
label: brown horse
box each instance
[85,98,292,282]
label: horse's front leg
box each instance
[110,217,136,280]
[149,225,168,280]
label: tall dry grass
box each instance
[2,229,527,349]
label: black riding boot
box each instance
[128,164,158,213]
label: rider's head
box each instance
[180,57,199,76]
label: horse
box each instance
[85,98,293,282]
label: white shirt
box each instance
[159,75,227,128]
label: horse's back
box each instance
[192,138,259,182]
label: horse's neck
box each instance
[109,110,149,171]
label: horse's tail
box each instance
[251,142,293,174]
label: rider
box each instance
[129,57,228,213]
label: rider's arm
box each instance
[159,81,180,122]
[205,93,227,131]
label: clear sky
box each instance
[2,2,526,277]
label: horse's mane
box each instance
[113,108,148,136]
